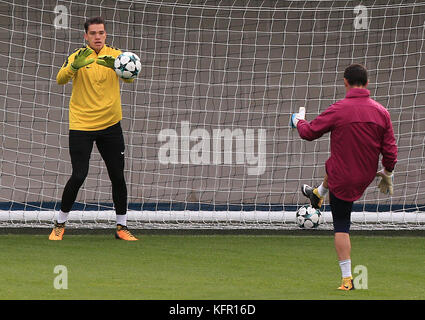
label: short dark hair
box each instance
[84,16,105,33]
[344,64,368,87]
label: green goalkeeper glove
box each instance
[96,55,116,70]
[376,169,394,195]
[70,48,94,71]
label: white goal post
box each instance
[0,0,424,229]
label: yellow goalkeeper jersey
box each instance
[57,44,133,131]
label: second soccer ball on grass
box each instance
[296,204,323,229]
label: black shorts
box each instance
[68,122,125,167]
[329,191,353,233]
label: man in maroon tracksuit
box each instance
[291,64,398,290]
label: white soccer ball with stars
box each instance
[296,204,323,229]
[114,52,141,79]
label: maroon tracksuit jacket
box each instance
[297,88,398,202]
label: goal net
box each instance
[1,0,424,229]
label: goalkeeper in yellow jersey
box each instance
[49,16,138,241]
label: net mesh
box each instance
[0,0,424,229]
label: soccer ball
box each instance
[296,204,323,229]
[114,52,141,79]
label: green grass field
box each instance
[0,232,424,300]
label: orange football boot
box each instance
[49,221,65,240]
[337,276,355,291]
[115,224,138,241]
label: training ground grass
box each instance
[0,232,424,300]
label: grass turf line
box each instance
[0,234,424,299]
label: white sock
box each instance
[339,259,352,278]
[317,183,329,198]
[57,211,69,224]
[116,214,127,227]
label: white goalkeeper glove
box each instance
[290,107,306,128]
[376,169,394,195]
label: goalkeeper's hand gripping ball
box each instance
[96,55,116,70]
